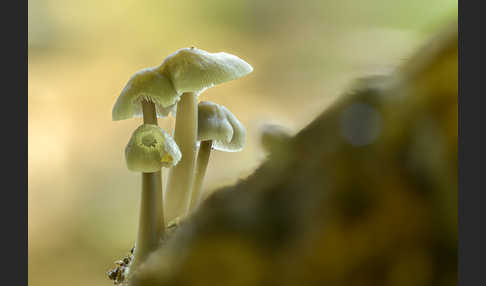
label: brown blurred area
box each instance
[28,1,457,286]
[134,22,457,286]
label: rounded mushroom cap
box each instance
[112,67,180,121]
[198,101,233,143]
[158,47,253,94]
[125,124,181,172]
[214,105,246,152]
[197,101,245,152]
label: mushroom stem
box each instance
[164,92,198,224]
[142,100,158,124]
[130,101,165,273]
[189,140,212,211]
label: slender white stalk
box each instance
[164,92,198,225]
[130,101,164,273]
[189,140,212,211]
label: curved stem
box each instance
[130,101,164,273]
[189,140,212,211]
[164,92,198,225]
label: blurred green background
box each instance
[28,1,457,285]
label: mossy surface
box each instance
[131,22,457,286]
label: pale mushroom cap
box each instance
[112,67,180,121]
[158,47,253,94]
[125,124,182,172]
[211,105,246,152]
[198,101,233,143]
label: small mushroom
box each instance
[158,47,252,224]
[124,124,181,273]
[125,124,181,172]
[197,101,234,144]
[158,47,254,94]
[112,66,180,277]
[112,67,179,121]
[189,101,246,210]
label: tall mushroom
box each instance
[124,124,181,273]
[112,68,180,275]
[112,67,179,121]
[156,47,253,224]
[189,101,246,211]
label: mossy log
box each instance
[129,22,457,286]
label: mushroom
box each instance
[156,47,253,224]
[125,124,181,172]
[112,67,179,121]
[124,124,181,272]
[189,101,246,211]
[112,67,180,276]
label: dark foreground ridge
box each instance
[130,22,457,286]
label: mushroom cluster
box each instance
[110,47,252,279]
